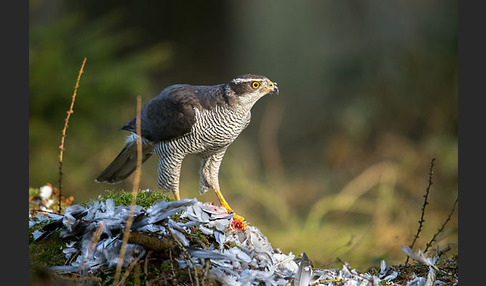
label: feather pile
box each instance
[30,192,451,286]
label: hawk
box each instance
[95,74,279,229]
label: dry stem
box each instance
[424,196,458,254]
[117,253,143,286]
[114,96,143,285]
[405,158,435,265]
[58,57,87,214]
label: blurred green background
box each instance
[29,0,457,271]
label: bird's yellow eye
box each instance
[251,81,260,89]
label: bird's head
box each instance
[226,74,279,108]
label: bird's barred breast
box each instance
[154,106,250,157]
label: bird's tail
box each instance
[95,141,154,184]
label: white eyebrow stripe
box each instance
[231,78,266,84]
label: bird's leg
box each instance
[214,189,233,212]
[157,154,184,202]
[200,152,246,230]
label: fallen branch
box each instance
[127,231,176,251]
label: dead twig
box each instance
[405,158,435,265]
[202,258,211,285]
[114,96,143,285]
[143,250,152,284]
[58,57,87,214]
[424,197,458,254]
[169,248,176,280]
[436,245,452,258]
[117,253,144,286]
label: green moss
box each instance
[225,241,237,249]
[161,260,173,272]
[83,189,174,208]
[29,232,65,269]
[29,187,40,197]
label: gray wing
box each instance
[122,83,229,142]
[122,85,198,142]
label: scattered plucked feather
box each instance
[171,228,189,247]
[32,230,44,241]
[187,248,236,260]
[380,259,387,275]
[425,266,436,286]
[406,274,426,286]
[214,230,226,250]
[199,225,214,235]
[401,245,439,271]
[384,271,399,281]
[208,267,241,286]
[223,247,249,264]
[293,252,312,286]
[48,265,79,273]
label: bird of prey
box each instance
[95,74,279,229]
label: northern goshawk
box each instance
[95,74,279,229]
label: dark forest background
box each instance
[29,0,457,270]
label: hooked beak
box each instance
[267,81,279,95]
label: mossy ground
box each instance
[29,189,219,285]
[29,189,458,285]
[84,189,175,208]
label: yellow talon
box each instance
[214,189,247,230]
[232,214,247,230]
